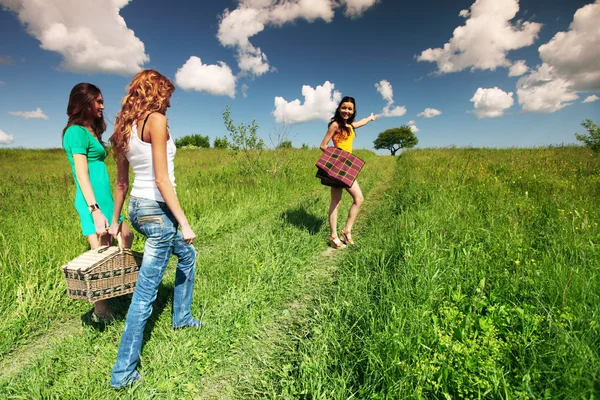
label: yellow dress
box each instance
[332,125,355,153]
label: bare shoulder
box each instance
[328,121,340,131]
[148,112,167,126]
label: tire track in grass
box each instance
[194,156,398,399]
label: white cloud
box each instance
[175,56,237,98]
[0,129,14,145]
[459,9,470,18]
[409,124,419,133]
[417,108,442,118]
[408,120,416,125]
[382,104,407,117]
[582,95,599,103]
[375,79,394,103]
[241,84,249,98]
[537,0,600,91]
[341,0,380,18]
[514,1,599,113]
[0,0,149,75]
[516,63,578,113]
[417,0,541,74]
[375,79,406,117]
[217,0,377,77]
[508,60,529,77]
[273,81,341,124]
[470,87,514,118]
[8,107,48,120]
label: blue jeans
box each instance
[110,197,197,388]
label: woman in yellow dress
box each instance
[319,96,378,249]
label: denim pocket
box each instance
[136,215,164,238]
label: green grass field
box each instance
[0,147,598,399]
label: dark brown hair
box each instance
[329,96,356,139]
[62,82,106,142]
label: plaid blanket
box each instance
[315,147,365,188]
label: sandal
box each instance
[340,230,355,245]
[329,236,346,249]
[174,318,205,330]
[91,312,116,324]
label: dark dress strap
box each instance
[141,113,152,141]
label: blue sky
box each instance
[0,0,598,152]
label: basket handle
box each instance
[97,232,124,253]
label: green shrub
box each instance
[175,134,210,148]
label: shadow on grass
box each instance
[81,282,172,340]
[281,206,323,235]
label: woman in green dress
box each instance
[62,82,134,322]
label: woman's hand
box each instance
[369,113,379,122]
[107,222,120,238]
[180,223,196,245]
[93,211,109,236]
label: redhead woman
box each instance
[108,70,200,388]
[319,96,378,249]
[62,82,134,322]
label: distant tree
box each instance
[301,143,309,150]
[373,126,418,156]
[278,140,293,149]
[175,134,210,148]
[574,119,600,152]
[213,136,230,149]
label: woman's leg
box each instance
[329,187,343,237]
[171,232,197,328]
[111,200,174,388]
[342,180,364,234]
[87,233,113,318]
[119,220,134,248]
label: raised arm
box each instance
[351,113,378,129]
[73,154,109,235]
[147,113,196,243]
[108,156,129,237]
[320,121,340,152]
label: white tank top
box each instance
[126,123,176,202]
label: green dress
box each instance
[63,125,121,236]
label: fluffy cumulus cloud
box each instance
[408,120,416,125]
[218,0,377,77]
[0,0,148,75]
[273,81,341,124]
[341,0,380,18]
[516,64,578,113]
[417,108,442,118]
[8,107,48,120]
[175,56,237,98]
[517,1,599,112]
[470,87,515,118]
[582,95,599,104]
[409,124,419,133]
[375,79,406,117]
[508,60,528,77]
[417,0,541,74]
[0,129,15,145]
[537,0,600,92]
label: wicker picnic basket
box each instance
[62,236,143,302]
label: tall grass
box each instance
[1,146,598,398]
[291,147,600,398]
[0,146,393,399]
